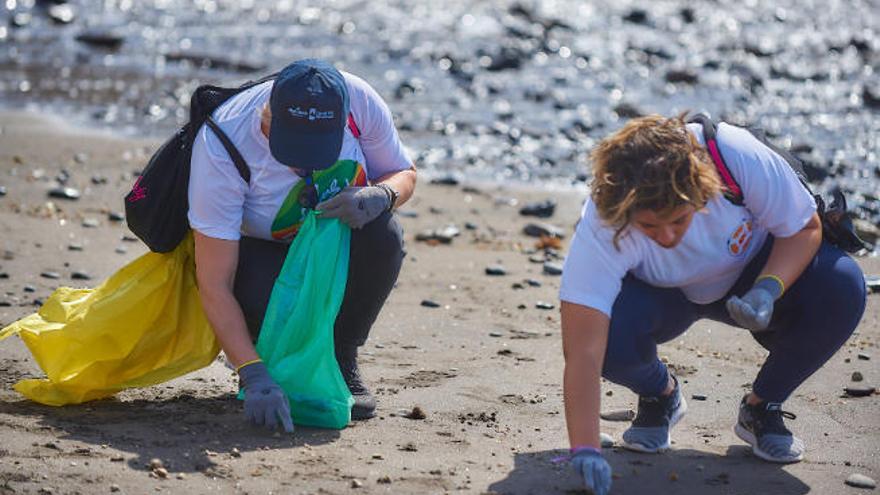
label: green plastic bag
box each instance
[253,211,354,429]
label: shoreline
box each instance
[0,110,878,494]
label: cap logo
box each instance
[288,106,335,121]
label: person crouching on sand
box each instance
[557,114,866,494]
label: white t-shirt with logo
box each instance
[559,123,816,317]
[187,72,413,241]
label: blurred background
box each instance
[0,0,878,225]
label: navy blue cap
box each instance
[268,59,349,170]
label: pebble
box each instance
[404,406,427,420]
[420,299,441,308]
[377,475,392,484]
[844,386,876,397]
[691,394,708,401]
[0,186,6,197]
[845,473,877,489]
[115,247,128,254]
[47,3,76,24]
[430,176,460,186]
[600,409,635,422]
[528,255,546,264]
[48,187,81,200]
[852,371,864,382]
[519,200,556,218]
[75,30,125,50]
[600,432,614,448]
[110,484,120,492]
[148,458,164,470]
[543,262,563,276]
[351,479,364,488]
[525,278,541,287]
[523,223,564,239]
[535,301,555,310]
[71,271,92,281]
[91,175,108,185]
[858,353,871,361]
[40,271,61,280]
[485,265,507,276]
[108,212,125,222]
[68,243,84,251]
[23,285,36,293]
[82,218,100,228]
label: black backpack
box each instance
[124,73,276,253]
[688,114,871,254]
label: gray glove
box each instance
[316,186,390,229]
[238,362,294,433]
[726,276,783,332]
[570,448,612,495]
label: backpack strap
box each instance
[688,113,744,206]
[347,113,361,139]
[205,116,251,184]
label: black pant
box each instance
[232,212,404,356]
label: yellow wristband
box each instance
[235,358,263,374]
[756,274,785,295]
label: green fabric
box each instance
[253,211,354,429]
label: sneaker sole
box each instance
[733,423,804,464]
[622,396,688,454]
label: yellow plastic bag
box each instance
[0,233,220,406]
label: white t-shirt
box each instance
[187,72,413,241]
[559,123,816,317]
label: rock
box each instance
[230,448,241,458]
[75,30,125,50]
[863,85,880,110]
[844,386,875,397]
[404,406,427,420]
[845,473,877,489]
[854,220,879,245]
[91,175,108,185]
[866,276,880,293]
[82,218,100,228]
[351,479,363,488]
[858,353,871,360]
[519,200,556,218]
[523,222,564,239]
[40,271,61,280]
[599,432,614,448]
[153,467,169,479]
[691,394,708,401]
[600,409,635,422]
[420,299,441,308]
[852,371,864,382]
[23,285,36,293]
[535,301,555,310]
[529,254,546,263]
[397,210,418,218]
[525,278,541,287]
[0,272,7,279]
[71,271,91,280]
[430,175,460,186]
[47,3,76,24]
[48,187,81,200]
[108,211,125,222]
[613,103,644,119]
[543,262,563,276]
[377,475,392,484]
[622,8,650,25]
[115,246,128,254]
[149,458,164,470]
[464,221,478,230]
[0,186,6,196]
[665,69,699,85]
[121,235,139,242]
[68,243,84,251]
[110,484,120,492]
[485,265,507,276]
[11,12,32,28]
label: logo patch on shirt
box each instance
[727,220,753,256]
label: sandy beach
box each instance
[0,111,878,494]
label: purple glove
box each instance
[238,362,294,433]
[726,276,783,332]
[316,186,391,229]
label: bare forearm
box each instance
[375,167,417,208]
[760,213,822,289]
[199,286,259,367]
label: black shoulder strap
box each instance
[688,113,744,206]
[205,116,250,184]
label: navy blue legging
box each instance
[602,238,866,403]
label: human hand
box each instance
[725,276,783,332]
[238,361,294,433]
[316,186,390,229]
[570,447,612,495]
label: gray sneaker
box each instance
[622,376,687,453]
[734,396,804,463]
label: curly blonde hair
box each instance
[590,113,724,249]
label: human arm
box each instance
[561,301,613,495]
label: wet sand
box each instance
[0,111,878,494]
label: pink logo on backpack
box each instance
[127,177,147,203]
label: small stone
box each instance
[82,218,100,228]
[523,222,564,239]
[71,271,92,281]
[669,472,679,481]
[176,473,185,480]
[115,247,128,254]
[543,262,563,276]
[91,175,108,185]
[485,265,507,276]
[600,409,635,422]
[351,479,363,488]
[464,221,478,230]
[68,243,84,251]
[844,386,875,397]
[528,255,546,264]
[41,271,61,280]
[153,467,168,479]
[420,299,441,308]
[110,454,124,462]
[110,484,120,492]
[399,442,418,452]
[148,458,164,470]
[599,432,614,448]
[525,278,541,287]
[0,272,7,279]
[372,454,384,460]
[430,176,459,186]
[691,394,708,401]
[519,200,556,218]
[405,406,427,420]
[377,475,392,484]
[230,448,241,458]
[0,186,6,197]
[121,235,139,242]
[48,187,81,200]
[857,353,871,361]
[108,212,125,222]
[489,331,503,337]
[535,301,555,310]
[852,371,864,382]
[845,473,877,489]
